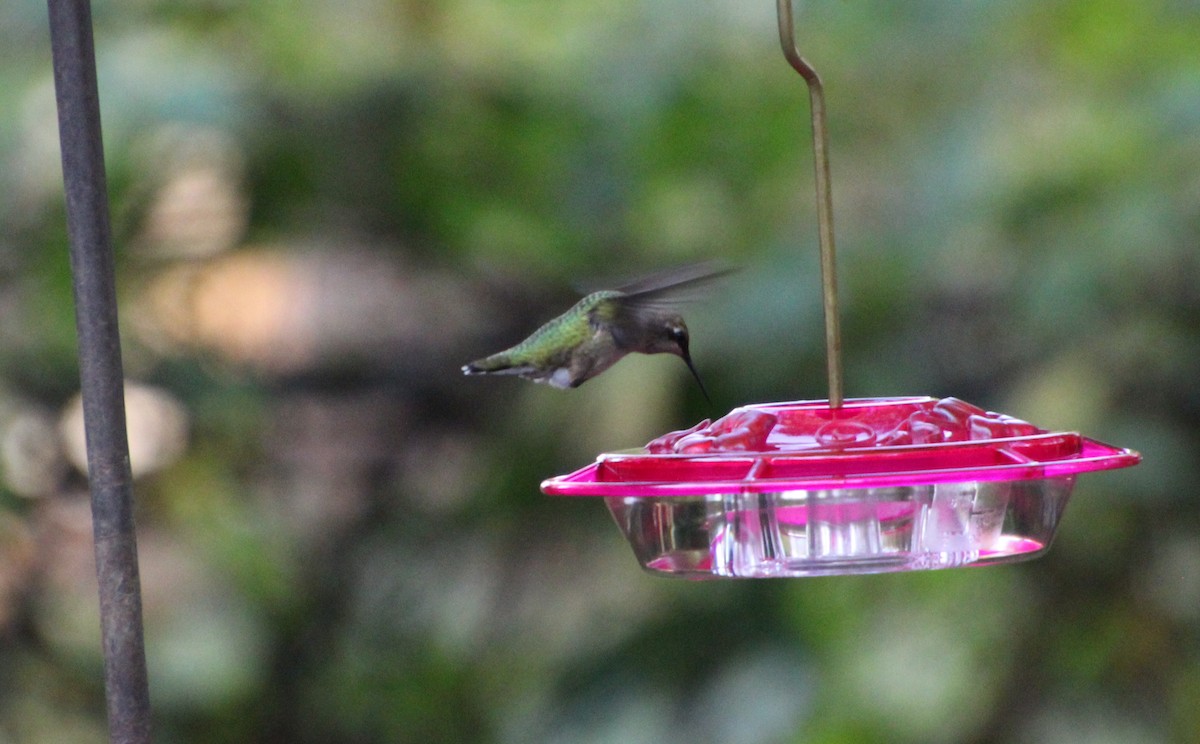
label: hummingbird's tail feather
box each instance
[463,356,573,388]
[463,354,517,375]
[463,350,545,379]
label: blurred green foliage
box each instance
[1,0,1198,742]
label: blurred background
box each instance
[1,0,1198,741]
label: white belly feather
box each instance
[546,368,574,389]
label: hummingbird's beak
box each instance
[679,344,711,404]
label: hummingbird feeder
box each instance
[540,0,1140,578]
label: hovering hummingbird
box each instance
[462,263,733,400]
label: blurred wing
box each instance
[611,261,737,303]
[611,261,736,323]
[576,261,736,301]
[587,262,736,345]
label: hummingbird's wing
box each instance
[609,261,736,302]
[593,262,736,334]
[585,261,734,352]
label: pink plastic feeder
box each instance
[539,1,1141,578]
[542,397,1139,578]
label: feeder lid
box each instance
[541,397,1140,496]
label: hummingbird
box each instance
[462,263,732,400]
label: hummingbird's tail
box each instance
[463,352,568,386]
[462,353,519,376]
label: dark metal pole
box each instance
[46,1,152,741]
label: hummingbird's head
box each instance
[651,317,710,403]
[644,316,689,355]
[666,319,689,354]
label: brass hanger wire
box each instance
[777,0,843,408]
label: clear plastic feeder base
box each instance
[606,477,1070,578]
[542,397,1139,579]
